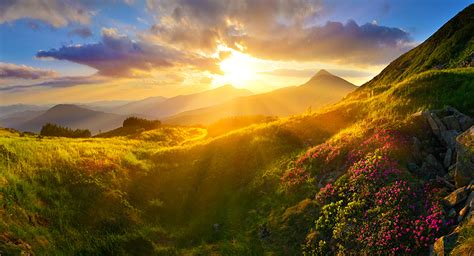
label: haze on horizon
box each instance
[0,0,471,105]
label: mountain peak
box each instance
[314,69,333,77]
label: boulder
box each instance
[442,115,461,132]
[430,232,459,256]
[446,106,474,131]
[412,137,423,161]
[442,186,470,208]
[423,111,446,137]
[425,154,446,174]
[454,126,474,187]
[458,205,469,222]
[441,130,460,149]
[443,148,453,168]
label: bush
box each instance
[40,123,91,138]
[122,117,161,130]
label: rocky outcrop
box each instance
[455,126,474,187]
[431,183,473,256]
[419,107,474,255]
[417,107,473,184]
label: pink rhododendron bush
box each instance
[280,128,453,254]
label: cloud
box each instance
[230,20,412,65]
[0,0,93,27]
[68,27,93,38]
[147,0,413,65]
[0,76,101,91]
[36,28,221,76]
[0,62,58,80]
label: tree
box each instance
[40,123,91,138]
[122,117,161,130]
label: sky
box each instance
[0,0,471,105]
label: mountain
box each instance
[0,104,49,118]
[112,96,167,115]
[114,85,252,118]
[78,100,135,112]
[0,110,45,129]
[163,70,356,125]
[14,104,126,134]
[352,4,474,97]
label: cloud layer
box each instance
[37,28,220,76]
[147,0,413,65]
[0,0,92,27]
[0,62,58,79]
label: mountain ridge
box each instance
[163,70,357,125]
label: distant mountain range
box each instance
[9,104,125,134]
[163,70,356,125]
[0,71,356,132]
[114,85,253,118]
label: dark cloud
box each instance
[37,28,221,76]
[147,0,413,65]
[68,27,93,38]
[0,62,58,80]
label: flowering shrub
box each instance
[281,129,408,189]
[303,152,451,255]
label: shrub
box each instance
[122,117,161,130]
[303,152,451,255]
[40,123,91,138]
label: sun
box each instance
[219,51,256,88]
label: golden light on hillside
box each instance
[219,51,256,88]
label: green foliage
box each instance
[40,123,91,138]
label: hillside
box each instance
[1,4,473,256]
[13,104,126,134]
[164,70,356,125]
[352,3,474,98]
[114,85,252,118]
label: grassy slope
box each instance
[350,4,473,98]
[1,68,472,255]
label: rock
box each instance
[446,106,474,131]
[412,137,423,161]
[454,126,474,187]
[258,225,270,239]
[442,115,461,132]
[441,130,460,149]
[448,208,457,218]
[443,148,453,168]
[407,162,419,172]
[458,205,469,222]
[443,186,470,208]
[426,154,446,173]
[430,232,459,256]
[213,223,220,232]
[466,191,474,209]
[424,111,446,137]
